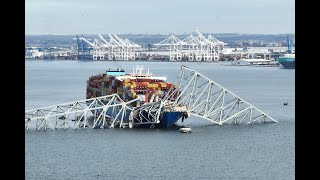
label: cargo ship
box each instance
[86,65,186,128]
[278,36,295,69]
[278,54,295,68]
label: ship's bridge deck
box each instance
[116,74,167,81]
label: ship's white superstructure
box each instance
[116,65,167,81]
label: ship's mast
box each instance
[135,65,143,74]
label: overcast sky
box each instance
[25,0,295,35]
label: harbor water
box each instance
[25,61,295,179]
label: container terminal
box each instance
[25,28,294,63]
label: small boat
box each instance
[179,127,192,133]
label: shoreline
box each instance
[25,59,224,63]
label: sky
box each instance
[25,0,295,35]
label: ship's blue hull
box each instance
[158,111,183,128]
[278,57,295,69]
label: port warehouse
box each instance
[25,28,295,61]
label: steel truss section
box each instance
[25,94,138,130]
[163,66,277,125]
[129,101,164,128]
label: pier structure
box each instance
[76,34,141,60]
[154,28,225,61]
[25,66,277,131]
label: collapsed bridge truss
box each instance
[25,66,277,130]
[163,66,277,125]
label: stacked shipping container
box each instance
[86,73,177,106]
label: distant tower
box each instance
[76,34,82,58]
[287,36,292,54]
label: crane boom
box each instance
[79,37,95,47]
[98,34,111,47]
